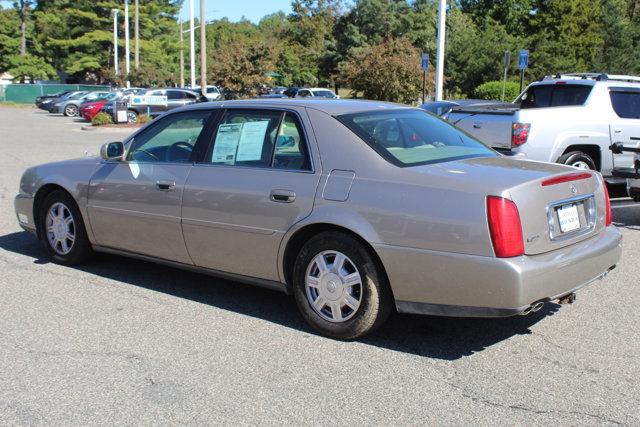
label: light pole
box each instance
[124,0,130,87]
[189,0,196,88]
[134,0,139,69]
[435,0,446,101]
[200,0,206,95]
[179,21,185,87]
[111,9,119,75]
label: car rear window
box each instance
[337,109,497,167]
[609,89,640,119]
[517,84,592,109]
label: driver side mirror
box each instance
[100,141,124,160]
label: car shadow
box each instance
[0,231,559,360]
[611,199,640,231]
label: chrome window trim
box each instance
[545,193,596,242]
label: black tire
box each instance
[292,231,393,340]
[557,151,596,170]
[127,109,139,123]
[63,104,78,117]
[38,190,92,265]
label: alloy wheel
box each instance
[305,250,363,323]
[46,202,76,255]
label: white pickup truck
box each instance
[446,73,640,181]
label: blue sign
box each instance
[421,53,430,72]
[518,49,529,70]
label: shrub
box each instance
[474,81,521,101]
[137,114,152,124]
[91,112,113,126]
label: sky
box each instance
[178,0,293,23]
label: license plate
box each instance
[557,204,580,233]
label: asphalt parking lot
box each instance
[1,106,639,425]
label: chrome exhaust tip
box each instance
[531,301,545,312]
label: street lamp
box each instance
[124,0,130,87]
[200,0,206,96]
[189,0,195,88]
[435,0,446,101]
[111,9,119,75]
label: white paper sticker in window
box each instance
[236,120,269,161]
[212,123,243,163]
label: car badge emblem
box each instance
[570,184,577,194]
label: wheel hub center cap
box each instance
[53,219,66,240]
[321,273,343,301]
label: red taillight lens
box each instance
[487,196,524,258]
[541,172,592,186]
[603,183,612,226]
[511,123,530,148]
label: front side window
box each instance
[517,84,592,108]
[337,109,496,167]
[127,111,211,163]
[610,90,640,119]
[206,109,311,170]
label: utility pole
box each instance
[179,21,185,88]
[18,0,27,56]
[434,0,446,101]
[189,0,196,88]
[200,0,206,95]
[112,9,119,75]
[134,0,139,69]
[124,0,130,87]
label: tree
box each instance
[8,53,56,82]
[0,8,20,72]
[527,0,604,77]
[340,37,428,104]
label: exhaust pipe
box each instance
[521,300,545,315]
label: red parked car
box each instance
[79,92,122,121]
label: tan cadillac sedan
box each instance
[14,100,622,339]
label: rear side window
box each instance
[337,109,496,167]
[206,109,311,170]
[610,90,640,119]
[518,84,592,108]
[167,90,186,100]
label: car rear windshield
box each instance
[337,109,497,167]
[517,84,592,109]
[312,90,336,98]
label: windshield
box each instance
[337,109,497,167]
[206,87,219,93]
[312,90,336,98]
[517,84,592,108]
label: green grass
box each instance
[0,101,33,108]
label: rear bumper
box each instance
[14,194,37,235]
[375,226,622,317]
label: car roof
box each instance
[179,99,409,115]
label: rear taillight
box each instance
[486,196,524,258]
[511,123,530,148]
[603,183,612,226]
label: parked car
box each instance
[79,93,120,121]
[192,85,222,101]
[270,86,288,95]
[256,94,289,99]
[284,87,301,98]
[295,88,339,99]
[421,99,509,117]
[102,88,206,123]
[446,73,640,179]
[35,90,73,108]
[46,91,90,113]
[38,90,85,111]
[14,99,621,339]
[52,91,112,117]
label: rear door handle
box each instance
[156,180,176,191]
[270,189,296,203]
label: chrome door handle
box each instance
[270,189,296,203]
[156,180,176,191]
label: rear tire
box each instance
[38,190,92,265]
[557,151,596,170]
[292,231,393,340]
[127,109,139,123]
[63,104,78,117]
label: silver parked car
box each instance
[14,100,622,339]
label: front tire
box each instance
[38,190,92,265]
[127,109,139,123]
[292,231,393,340]
[557,151,596,170]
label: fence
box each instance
[0,84,112,104]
